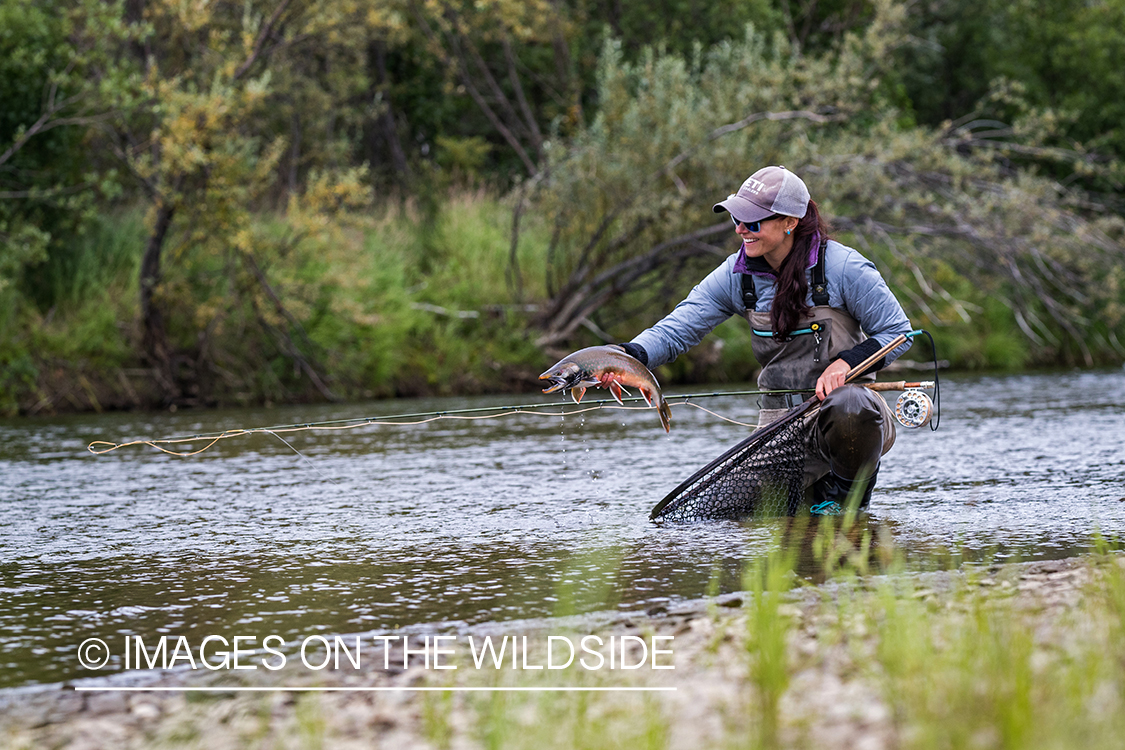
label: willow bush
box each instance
[529,0,1125,368]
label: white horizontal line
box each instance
[74,686,676,692]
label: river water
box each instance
[2,369,1124,689]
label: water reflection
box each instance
[1,369,1123,688]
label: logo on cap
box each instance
[742,177,766,194]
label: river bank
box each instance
[4,554,1123,750]
[5,187,1119,419]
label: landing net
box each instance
[650,408,815,523]
[650,331,927,523]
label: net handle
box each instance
[649,333,908,521]
[844,334,907,385]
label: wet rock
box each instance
[688,618,714,636]
[45,691,86,723]
[130,700,161,720]
[84,691,128,717]
[59,717,130,750]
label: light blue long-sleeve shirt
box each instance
[632,240,912,368]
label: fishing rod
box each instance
[86,380,935,457]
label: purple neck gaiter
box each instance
[733,231,821,276]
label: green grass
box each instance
[866,563,1125,749]
[0,190,556,412]
[742,545,797,747]
[40,210,145,310]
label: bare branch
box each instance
[242,250,338,401]
[232,0,295,82]
[0,182,94,200]
[658,110,841,179]
[0,87,87,169]
[538,221,731,344]
[409,2,538,176]
[502,35,544,160]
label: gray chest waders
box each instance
[745,305,894,511]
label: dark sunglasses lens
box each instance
[747,221,762,232]
[731,215,763,232]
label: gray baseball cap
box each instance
[713,166,810,222]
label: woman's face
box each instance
[734,214,800,270]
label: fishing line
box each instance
[918,328,941,431]
[86,389,813,457]
[88,328,941,458]
[259,429,347,489]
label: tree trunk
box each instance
[139,202,176,399]
[288,110,300,196]
[548,0,580,126]
[370,40,410,179]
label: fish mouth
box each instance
[540,372,600,394]
[539,373,568,394]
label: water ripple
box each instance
[1,370,1124,687]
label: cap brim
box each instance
[712,197,774,223]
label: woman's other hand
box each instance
[815,358,851,399]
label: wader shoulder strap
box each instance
[742,237,829,311]
[741,271,757,312]
[811,238,829,306]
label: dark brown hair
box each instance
[770,199,830,337]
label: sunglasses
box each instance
[731,213,783,233]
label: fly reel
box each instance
[894,389,934,428]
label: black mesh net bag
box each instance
[648,334,909,524]
[649,408,815,523]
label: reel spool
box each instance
[895,389,934,428]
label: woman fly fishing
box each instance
[567,165,914,513]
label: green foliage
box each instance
[33,211,143,309]
[867,566,1125,749]
[743,545,796,746]
[0,345,38,417]
[892,0,1125,172]
[532,4,1124,367]
[436,136,493,182]
[0,0,136,298]
[0,188,551,413]
[2,0,1124,413]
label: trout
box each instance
[539,346,672,433]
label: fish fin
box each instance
[608,381,625,405]
[571,386,587,404]
[639,386,655,407]
[658,397,672,433]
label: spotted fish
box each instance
[539,346,671,433]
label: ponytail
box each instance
[771,199,829,337]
